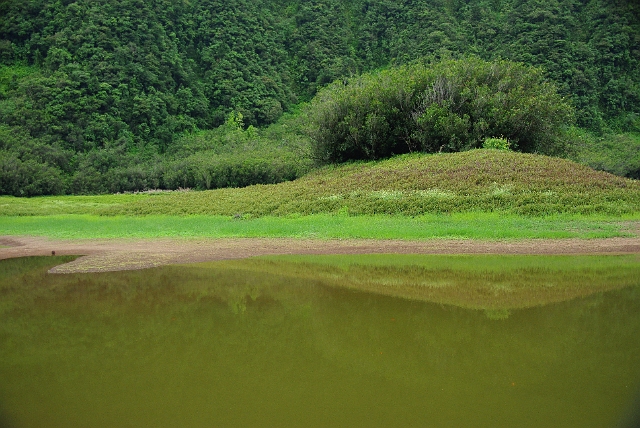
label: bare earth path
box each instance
[1,235,640,273]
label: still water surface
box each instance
[1,255,640,427]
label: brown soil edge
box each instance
[1,235,640,274]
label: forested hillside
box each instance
[0,0,639,195]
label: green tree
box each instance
[308,58,574,164]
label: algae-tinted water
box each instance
[1,255,640,427]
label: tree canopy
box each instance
[308,58,574,163]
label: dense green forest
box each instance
[0,0,639,195]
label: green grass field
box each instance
[1,150,638,240]
[0,213,636,240]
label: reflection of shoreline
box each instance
[214,255,640,311]
[1,235,639,274]
[4,254,639,313]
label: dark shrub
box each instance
[308,57,575,164]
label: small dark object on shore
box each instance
[51,251,55,256]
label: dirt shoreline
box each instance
[1,235,640,273]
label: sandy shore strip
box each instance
[1,235,640,274]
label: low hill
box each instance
[100,150,640,217]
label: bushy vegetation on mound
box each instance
[95,150,639,217]
[308,58,573,163]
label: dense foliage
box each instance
[308,58,573,163]
[0,0,639,195]
[566,128,640,179]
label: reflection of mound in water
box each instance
[484,309,511,320]
[217,254,640,311]
[25,253,640,311]
[306,281,640,427]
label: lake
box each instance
[1,254,640,427]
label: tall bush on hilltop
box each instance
[307,57,575,164]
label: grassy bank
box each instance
[3,150,639,217]
[0,213,637,240]
[95,150,640,217]
[1,150,638,240]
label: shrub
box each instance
[161,117,313,190]
[482,137,511,150]
[307,57,574,164]
[0,154,68,196]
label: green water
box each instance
[1,255,640,427]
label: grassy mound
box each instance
[96,149,639,217]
